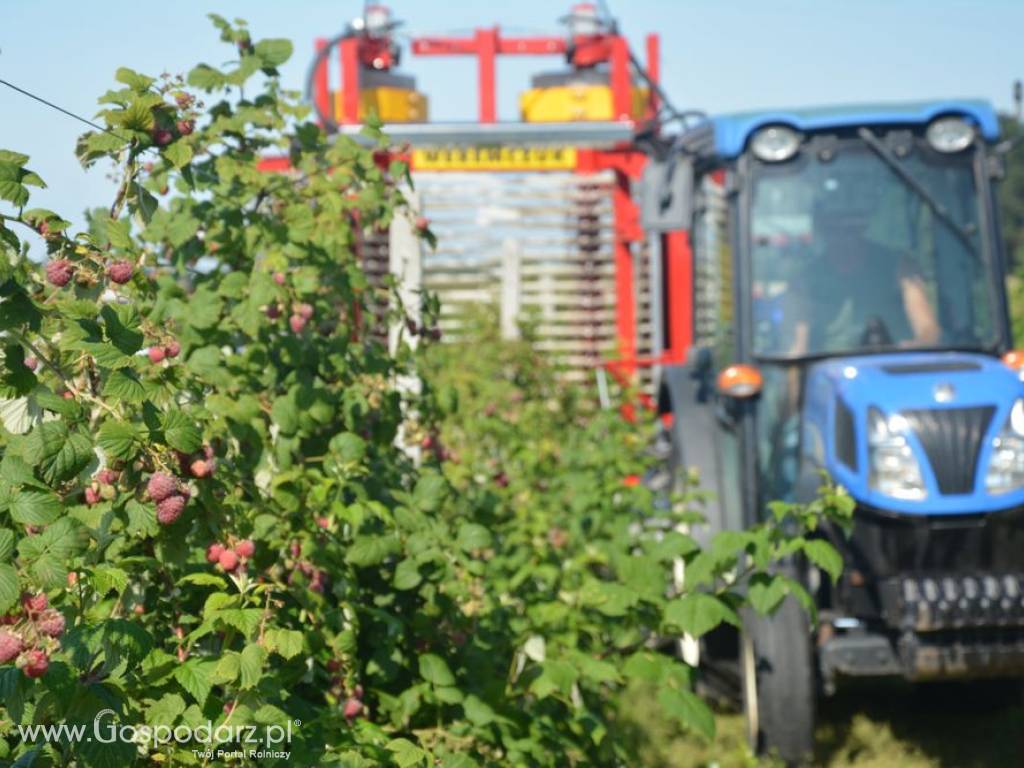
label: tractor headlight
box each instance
[868,408,927,500]
[750,125,801,162]
[985,400,1024,494]
[925,117,975,154]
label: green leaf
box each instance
[270,395,298,435]
[105,218,133,249]
[456,522,491,551]
[462,694,496,726]
[124,498,158,537]
[346,534,399,567]
[104,369,146,403]
[101,303,144,354]
[145,693,186,727]
[97,420,142,460]
[23,422,93,485]
[254,39,293,67]
[802,539,843,584]
[115,67,156,91]
[264,628,303,660]
[9,488,62,526]
[210,652,240,685]
[0,528,14,560]
[530,660,578,699]
[178,572,227,589]
[163,142,193,169]
[188,64,227,91]
[0,563,18,613]
[663,593,740,638]
[174,659,215,706]
[393,558,422,590]
[579,581,638,617]
[658,686,715,740]
[386,738,428,768]
[91,565,129,596]
[238,644,265,690]
[748,573,789,615]
[418,653,455,686]
[162,410,202,453]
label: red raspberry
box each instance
[107,260,133,284]
[22,593,47,615]
[152,128,173,146]
[35,608,65,638]
[156,494,186,525]
[206,543,225,563]
[176,119,195,136]
[45,259,74,287]
[266,304,281,320]
[273,272,286,286]
[234,539,255,558]
[203,444,215,460]
[148,346,166,364]
[84,486,100,506]
[0,630,24,663]
[24,356,38,372]
[224,700,236,715]
[189,459,211,478]
[218,549,239,572]
[147,473,178,502]
[316,516,329,529]
[97,468,120,486]
[415,216,429,231]
[165,340,181,358]
[21,649,49,678]
[343,697,363,719]
[67,572,78,587]
[289,315,306,333]
[296,303,314,321]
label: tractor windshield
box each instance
[749,135,999,358]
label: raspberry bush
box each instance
[0,16,848,766]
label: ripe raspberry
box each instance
[152,128,173,146]
[218,549,239,572]
[266,304,281,320]
[24,356,38,372]
[37,221,50,237]
[84,486,100,506]
[296,303,314,321]
[272,272,286,286]
[67,572,78,587]
[156,494,186,525]
[147,473,178,502]
[206,543,225,563]
[35,608,65,638]
[343,697,363,719]
[107,260,133,284]
[97,468,120,486]
[165,340,181,359]
[189,459,211,478]
[176,119,195,136]
[289,315,306,333]
[21,649,49,678]
[415,216,429,231]
[203,444,215,460]
[0,630,24,663]
[22,593,47,615]
[148,346,166,364]
[234,539,255,559]
[224,700,236,715]
[316,516,329,529]
[45,259,74,287]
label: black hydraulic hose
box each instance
[304,32,351,134]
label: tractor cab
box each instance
[655,101,1024,763]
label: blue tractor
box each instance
[652,100,1024,763]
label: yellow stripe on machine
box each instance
[412,146,577,171]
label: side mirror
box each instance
[640,154,694,232]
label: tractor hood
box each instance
[801,351,1024,515]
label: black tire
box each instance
[743,595,816,766]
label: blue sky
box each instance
[2,0,1022,232]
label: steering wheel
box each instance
[860,315,893,348]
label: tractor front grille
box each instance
[901,406,995,495]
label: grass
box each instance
[619,679,1024,767]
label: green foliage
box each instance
[0,18,848,766]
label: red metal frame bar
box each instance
[475,28,499,123]
[340,36,362,124]
[645,34,659,120]
[663,230,692,364]
[313,38,331,125]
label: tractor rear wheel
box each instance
[742,595,816,766]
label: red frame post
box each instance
[313,38,331,125]
[645,34,659,120]
[609,36,632,122]
[663,230,692,363]
[340,36,361,124]
[475,27,499,123]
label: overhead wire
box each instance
[0,77,126,140]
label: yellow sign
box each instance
[412,146,577,171]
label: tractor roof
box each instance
[679,99,1000,161]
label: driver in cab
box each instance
[785,201,940,356]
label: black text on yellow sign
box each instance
[412,146,578,171]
